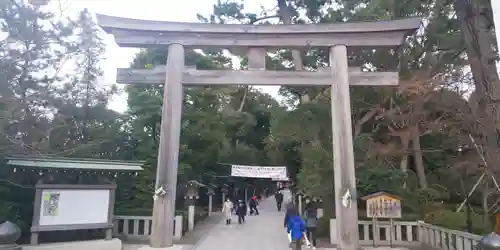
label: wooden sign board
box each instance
[362,192,402,219]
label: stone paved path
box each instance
[123,189,411,250]
[193,190,293,250]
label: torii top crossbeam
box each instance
[96,14,421,48]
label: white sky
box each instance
[493,0,500,54]
[53,0,281,113]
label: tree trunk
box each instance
[411,126,428,188]
[400,134,410,188]
[276,0,310,104]
[237,86,249,112]
[454,0,500,176]
[482,180,492,229]
[353,107,379,138]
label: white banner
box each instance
[230,165,287,179]
[272,176,289,181]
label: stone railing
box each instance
[330,219,420,246]
[417,221,481,250]
[359,220,419,246]
[113,215,183,241]
[330,219,482,249]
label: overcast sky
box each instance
[6,0,500,113]
[493,1,500,51]
[52,0,280,113]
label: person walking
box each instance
[304,200,318,247]
[284,204,306,250]
[222,197,233,225]
[236,199,247,224]
[249,196,259,215]
[275,190,284,211]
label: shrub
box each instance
[424,210,491,235]
[317,217,331,238]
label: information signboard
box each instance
[362,192,402,219]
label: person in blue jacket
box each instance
[284,204,306,250]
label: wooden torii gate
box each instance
[97,15,421,250]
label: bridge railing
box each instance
[358,220,419,246]
[417,221,481,250]
[330,219,482,249]
[113,215,183,241]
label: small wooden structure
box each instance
[184,180,205,232]
[96,15,421,248]
[184,180,205,201]
[362,192,402,247]
[496,213,500,234]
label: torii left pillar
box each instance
[149,43,184,248]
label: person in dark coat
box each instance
[236,199,247,224]
[275,191,284,211]
[304,200,318,247]
[232,198,238,214]
[249,196,259,215]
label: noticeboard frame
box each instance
[30,184,116,244]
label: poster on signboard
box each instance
[42,192,60,216]
[231,164,287,179]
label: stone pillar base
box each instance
[0,244,21,250]
[138,245,187,250]
[22,239,121,250]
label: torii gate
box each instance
[97,15,421,250]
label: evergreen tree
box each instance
[0,0,73,154]
[49,8,119,157]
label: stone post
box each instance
[173,215,183,241]
[187,201,195,232]
[297,191,304,215]
[185,182,199,232]
[207,187,215,216]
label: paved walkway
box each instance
[193,190,293,250]
[124,190,410,250]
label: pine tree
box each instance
[0,0,73,155]
[50,8,118,156]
